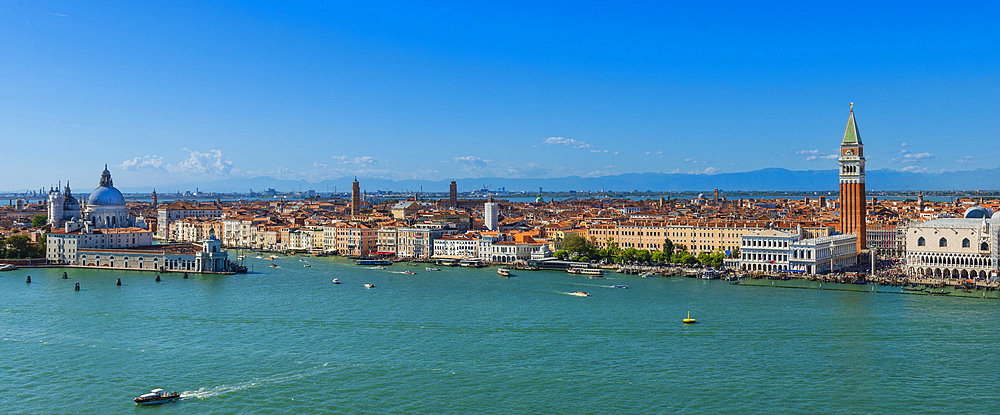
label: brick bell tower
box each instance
[839,103,866,252]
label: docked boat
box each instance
[568,267,604,277]
[357,259,392,266]
[425,267,441,271]
[364,283,375,289]
[332,278,340,284]
[133,389,180,405]
[569,291,590,297]
[402,270,417,275]
[497,268,511,277]
[928,290,950,295]
[682,311,697,324]
[612,284,628,289]
[0,264,17,272]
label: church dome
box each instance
[87,165,126,207]
[964,205,993,219]
[88,186,125,206]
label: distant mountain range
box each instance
[108,167,1000,193]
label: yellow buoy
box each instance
[682,311,696,324]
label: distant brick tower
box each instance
[351,178,361,217]
[449,180,457,206]
[151,189,158,210]
[839,103,866,252]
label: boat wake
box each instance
[181,364,330,400]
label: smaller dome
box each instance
[88,186,126,206]
[964,205,993,219]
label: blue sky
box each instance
[2,1,998,191]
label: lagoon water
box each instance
[3,255,999,413]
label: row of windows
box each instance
[916,237,987,250]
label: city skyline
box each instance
[2,2,999,189]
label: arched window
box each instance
[982,242,990,251]
[962,238,971,248]
[917,237,925,247]
[939,238,948,248]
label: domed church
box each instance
[85,165,132,228]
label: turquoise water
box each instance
[2,255,999,414]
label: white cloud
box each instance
[903,152,934,161]
[795,149,820,155]
[121,155,164,171]
[453,155,489,169]
[957,155,975,164]
[900,165,927,173]
[699,167,721,174]
[544,136,591,149]
[331,155,377,166]
[168,148,233,175]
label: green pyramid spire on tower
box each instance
[842,102,861,144]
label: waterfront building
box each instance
[839,103,867,252]
[432,233,480,258]
[395,223,456,259]
[588,222,834,255]
[334,222,377,256]
[484,197,499,231]
[904,206,1000,280]
[489,241,550,263]
[738,229,857,274]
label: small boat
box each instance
[303,264,311,268]
[364,283,375,289]
[269,263,278,268]
[299,259,306,262]
[497,268,511,277]
[402,270,417,275]
[928,290,950,295]
[902,286,925,292]
[332,278,340,284]
[640,272,654,278]
[133,388,181,405]
[682,311,696,324]
[425,267,441,271]
[265,256,277,260]
[255,256,263,259]
[612,284,628,289]
[569,291,590,297]
[0,264,17,271]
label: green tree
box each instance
[662,238,674,259]
[563,234,590,257]
[650,250,665,263]
[31,214,48,228]
[554,249,568,260]
[1,235,34,259]
[636,249,651,263]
